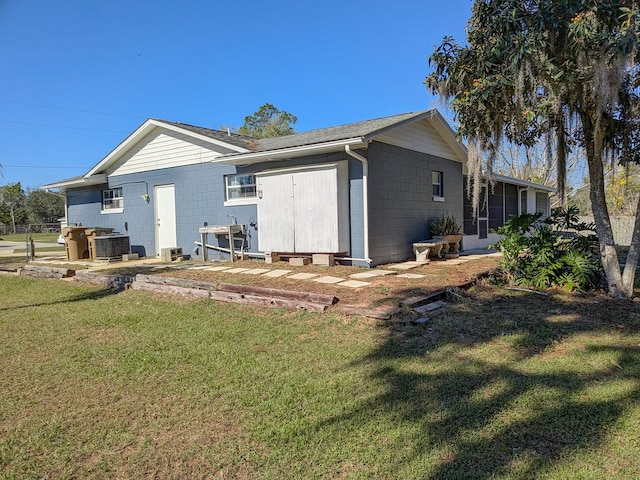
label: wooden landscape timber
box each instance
[135,274,219,291]
[20,264,75,279]
[132,274,335,312]
[218,283,337,306]
[131,281,211,299]
[74,270,133,290]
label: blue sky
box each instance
[0,0,472,188]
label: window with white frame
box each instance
[102,187,123,212]
[225,174,257,202]
[432,171,444,200]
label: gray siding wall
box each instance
[66,187,107,229]
[66,142,464,266]
[367,141,463,265]
[67,162,258,258]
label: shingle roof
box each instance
[244,109,432,153]
[157,120,254,150]
[157,110,434,156]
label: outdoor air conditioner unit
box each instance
[94,234,130,259]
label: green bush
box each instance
[491,206,602,292]
[430,214,461,236]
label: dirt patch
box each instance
[150,256,500,309]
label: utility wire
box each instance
[2,164,88,169]
[0,99,146,119]
[0,119,127,133]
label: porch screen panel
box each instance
[536,192,549,217]
[488,182,504,231]
[479,219,488,239]
[504,183,519,220]
[462,176,476,235]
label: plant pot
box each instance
[444,234,463,255]
[432,234,463,257]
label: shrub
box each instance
[430,214,461,236]
[491,206,602,292]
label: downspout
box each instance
[344,145,372,265]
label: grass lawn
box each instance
[0,232,60,243]
[1,276,639,479]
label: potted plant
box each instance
[430,214,463,257]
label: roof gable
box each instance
[215,109,468,165]
[85,119,250,177]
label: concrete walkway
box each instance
[28,249,501,290]
[0,240,62,256]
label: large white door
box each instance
[257,163,348,253]
[292,168,338,252]
[257,174,295,251]
[154,184,177,254]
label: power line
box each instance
[2,164,87,169]
[0,119,128,133]
[0,99,146,119]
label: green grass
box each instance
[1,276,639,479]
[12,246,65,254]
[0,232,60,243]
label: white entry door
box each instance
[154,184,177,255]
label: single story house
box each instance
[43,109,554,266]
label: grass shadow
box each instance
[317,285,640,478]
[0,285,118,313]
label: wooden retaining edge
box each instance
[74,270,134,290]
[20,264,75,279]
[400,289,446,308]
[131,281,211,298]
[218,283,337,306]
[132,275,332,312]
[136,274,218,291]
[0,265,19,273]
[333,304,400,320]
[209,290,328,312]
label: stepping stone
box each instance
[313,276,345,284]
[188,266,210,270]
[203,266,232,271]
[412,317,430,325]
[224,268,251,274]
[337,280,371,288]
[388,261,428,270]
[414,300,447,314]
[288,272,319,280]
[350,270,396,279]
[396,273,425,279]
[443,259,468,265]
[263,269,292,278]
[240,268,271,275]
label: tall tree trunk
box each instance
[581,112,626,297]
[556,118,567,207]
[9,206,16,236]
[621,193,640,297]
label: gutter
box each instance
[344,145,372,265]
[213,138,366,166]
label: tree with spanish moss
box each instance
[426,0,640,298]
